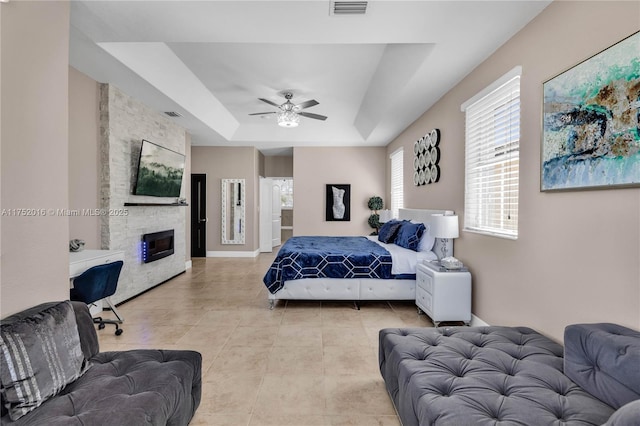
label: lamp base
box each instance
[437,238,453,260]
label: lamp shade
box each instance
[430,214,459,239]
[379,209,393,223]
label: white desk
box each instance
[69,250,125,315]
[70,250,125,278]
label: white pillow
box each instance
[416,223,435,252]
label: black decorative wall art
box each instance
[413,128,441,186]
[326,184,350,221]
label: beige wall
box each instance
[388,1,640,341]
[293,147,386,236]
[1,1,71,317]
[191,146,259,253]
[185,132,192,259]
[265,155,293,177]
[258,151,265,178]
[69,67,101,249]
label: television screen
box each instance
[134,140,185,197]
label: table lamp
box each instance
[430,214,459,259]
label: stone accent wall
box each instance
[99,84,187,304]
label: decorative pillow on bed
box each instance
[378,220,404,244]
[416,223,435,252]
[0,301,90,420]
[395,221,426,251]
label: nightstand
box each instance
[416,261,472,326]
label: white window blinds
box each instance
[390,148,404,218]
[462,67,521,239]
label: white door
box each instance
[272,184,282,247]
[259,177,273,252]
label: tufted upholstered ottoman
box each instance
[379,325,639,426]
[1,301,202,425]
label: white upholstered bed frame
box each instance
[267,208,454,308]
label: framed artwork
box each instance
[413,128,441,186]
[326,184,350,221]
[541,31,639,191]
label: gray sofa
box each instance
[0,301,202,425]
[379,323,639,426]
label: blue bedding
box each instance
[263,236,393,294]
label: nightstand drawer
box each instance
[416,270,433,294]
[416,286,432,313]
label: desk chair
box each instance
[70,260,124,335]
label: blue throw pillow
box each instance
[378,220,403,243]
[395,221,426,251]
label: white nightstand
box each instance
[416,261,472,327]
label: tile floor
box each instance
[97,255,435,425]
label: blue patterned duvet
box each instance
[263,236,393,294]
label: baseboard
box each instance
[113,270,186,307]
[206,249,260,258]
[185,260,192,270]
[470,314,489,327]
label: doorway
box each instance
[272,178,293,243]
[191,174,207,257]
[260,177,283,252]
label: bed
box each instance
[263,208,454,308]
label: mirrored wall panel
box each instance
[221,178,245,244]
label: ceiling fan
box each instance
[249,92,327,127]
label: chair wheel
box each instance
[98,323,106,330]
[115,328,123,336]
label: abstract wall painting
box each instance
[326,184,350,221]
[541,31,640,191]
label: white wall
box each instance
[1,1,71,317]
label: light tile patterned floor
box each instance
[97,255,435,425]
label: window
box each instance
[273,178,293,208]
[390,148,404,218]
[462,66,521,239]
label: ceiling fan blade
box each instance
[248,112,276,116]
[258,98,281,108]
[299,112,327,121]
[295,99,319,110]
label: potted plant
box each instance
[367,196,383,213]
[367,196,384,235]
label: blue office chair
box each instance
[70,260,125,336]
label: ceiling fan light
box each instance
[277,110,300,128]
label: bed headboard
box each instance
[398,208,455,258]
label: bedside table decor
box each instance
[430,214,459,259]
[440,256,463,270]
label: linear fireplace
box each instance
[142,229,175,263]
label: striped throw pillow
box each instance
[0,301,90,420]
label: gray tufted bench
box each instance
[1,301,202,425]
[379,324,639,426]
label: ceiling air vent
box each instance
[331,1,367,15]
[164,111,182,118]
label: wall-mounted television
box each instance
[133,140,185,197]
